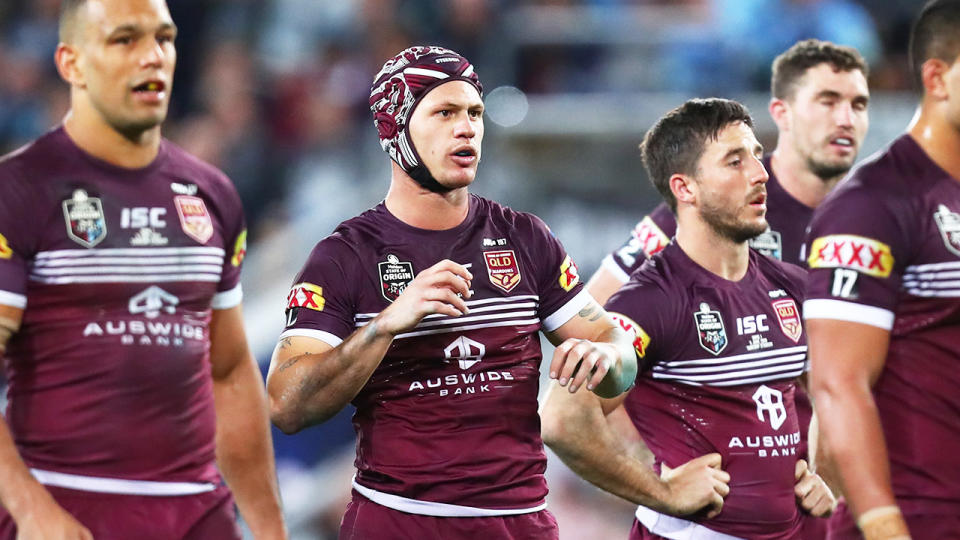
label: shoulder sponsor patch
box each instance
[174,196,214,244]
[934,204,960,257]
[231,229,248,267]
[694,302,727,355]
[771,299,802,343]
[633,216,670,257]
[808,234,894,278]
[380,254,414,302]
[558,255,580,291]
[286,282,325,312]
[610,312,651,359]
[0,232,12,260]
[62,189,107,248]
[484,250,521,292]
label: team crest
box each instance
[934,204,960,257]
[174,196,214,244]
[749,228,783,261]
[379,254,414,302]
[484,250,521,292]
[694,302,727,355]
[772,299,802,343]
[62,189,107,248]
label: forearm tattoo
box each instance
[578,302,604,322]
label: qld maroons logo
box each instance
[484,250,521,292]
[174,196,213,244]
[694,302,727,355]
[772,299,802,343]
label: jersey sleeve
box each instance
[524,215,591,332]
[211,176,247,310]
[0,163,40,309]
[604,276,677,372]
[803,185,910,330]
[278,236,358,347]
[601,203,676,283]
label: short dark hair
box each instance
[59,0,88,43]
[640,98,754,213]
[771,39,868,100]
[910,0,960,91]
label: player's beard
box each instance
[699,198,768,244]
[806,155,853,182]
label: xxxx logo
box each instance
[808,234,894,278]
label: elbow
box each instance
[268,394,306,435]
[540,400,574,451]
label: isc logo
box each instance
[121,207,167,229]
[736,314,769,335]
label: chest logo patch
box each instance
[749,228,782,260]
[484,250,521,292]
[444,336,486,370]
[174,196,214,244]
[934,204,960,258]
[693,302,727,355]
[752,385,787,430]
[694,302,727,356]
[62,189,107,248]
[771,299,802,343]
[379,254,414,302]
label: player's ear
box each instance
[920,58,949,101]
[55,43,84,88]
[669,173,696,207]
[769,97,789,132]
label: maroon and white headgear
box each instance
[369,46,483,192]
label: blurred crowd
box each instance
[0,1,926,538]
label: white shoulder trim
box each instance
[211,284,243,310]
[541,290,593,332]
[278,328,344,348]
[353,477,546,517]
[0,290,26,309]
[802,299,895,330]
[635,504,743,540]
[600,254,631,284]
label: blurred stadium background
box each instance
[0,0,922,537]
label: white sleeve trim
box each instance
[211,284,243,310]
[0,290,26,309]
[600,254,631,284]
[278,328,344,348]
[803,299,895,330]
[541,289,593,332]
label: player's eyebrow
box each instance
[107,21,177,36]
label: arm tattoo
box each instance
[278,337,293,350]
[276,354,304,374]
[578,302,604,322]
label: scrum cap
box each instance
[369,46,483,192]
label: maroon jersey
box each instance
[804,134,960,523]
[281,196,589,515]
[606,242,811,539]
[603,157,813,282]
[0,128,247,494]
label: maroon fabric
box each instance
[827,500,960,540]
[805,134,960,516]
[607,243,810,539]
[0,127,246,484]
[629,519,670,540]
[339,491,558,540]
[369,46,482,173]
[0,484,239,540]
[283,195,585,510]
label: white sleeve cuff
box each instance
[211,284,243,310]
[278,328,344,348]
[803,299,895,330]
[541,290,593,332]
[0,290,26,309]
[600,254,631,284]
